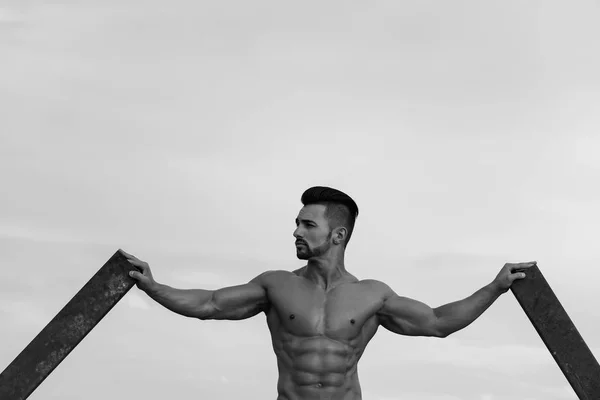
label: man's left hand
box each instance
[493,261,537,293]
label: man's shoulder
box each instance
[251,269,295,286]
[357,278,388,288]
[357,279,395,298]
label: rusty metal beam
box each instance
[0,250,138,400]
[511,265,600,399]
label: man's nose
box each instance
[293,227,302,238]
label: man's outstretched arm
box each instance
[377,261,536,338]
[121,250,270,320]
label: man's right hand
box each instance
[120,249,158,293]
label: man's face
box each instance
[293,204,332,260]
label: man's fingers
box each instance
[126,258,147,270]
[514,264,532,270]
[508,261,537,272]
[126,258,143,266]
[119,249,133,258]
[506,272,526,286]
[129,270,141,280]
[129,270,150,280]
[512,272,527,279]
[119,249,141,261]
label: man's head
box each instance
[293,186,359,260]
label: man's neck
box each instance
[303,254,348,290]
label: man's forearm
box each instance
[434,282,503,337]
[145,283,214,318]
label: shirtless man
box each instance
[123,186,535,400]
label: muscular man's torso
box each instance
[260,269,386,400]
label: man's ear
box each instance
[333,227,347,245]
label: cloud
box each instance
[168,270,231,289]
[0,222,107,246]
[0,7,23,23]
[0,299,47,326]
[126,291,150,310]
[378,337,552,374]
[575,134,600,170]
[375,394,462,400]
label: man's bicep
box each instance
[377,285,441,337]
[206,272,271,320]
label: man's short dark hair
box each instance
[301,186,359,246]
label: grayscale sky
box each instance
[1,1,599,399]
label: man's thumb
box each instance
[129,271,140,279]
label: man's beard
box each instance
[296,231,332,260]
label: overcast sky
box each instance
[1,1,599,399]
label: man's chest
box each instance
[265,278,383,340]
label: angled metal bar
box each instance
[511,265,600,399]
[0,250,138,400]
